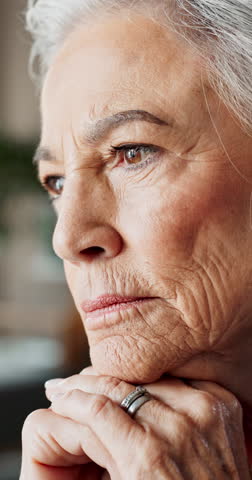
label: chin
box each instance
[91,358,163,384]
[89,341,189,385]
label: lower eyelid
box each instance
[125,153,160,171]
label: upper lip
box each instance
[81,294,150,313]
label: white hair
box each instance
[25,0,252,133]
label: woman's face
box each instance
[38,14,252,383]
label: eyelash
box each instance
[109,143,160,170]
[41,176,63,203]
[41,143,161,202]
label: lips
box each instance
[81,294,149,313]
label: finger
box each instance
[22,408,92,466]
[188,380,242,412]
[46,373,241,440]
[73,375,242,429]
[45,374,190,410]
[46,374,184,442]
[45,373,190,412]
[188,380,251,476]
[144,377,232,425]
[50,389,146,474]
[44,365,98,391]
[45,374,212,431]
[189,380,245,437]
[20,408,103,480]
[50,387,234,479]
[45,374,134,404]
[80,365,99,375]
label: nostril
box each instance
[81,246,105,259]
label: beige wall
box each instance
[0,0,40,140]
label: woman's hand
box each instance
[19,404,106,480]
[20,368,251,480]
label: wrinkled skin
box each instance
[20,368,250,479]
[21,11,252,479]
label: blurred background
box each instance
[0,2,90,478]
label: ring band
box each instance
[120,385,153,417]
[120,386,148,411]
[127,393,152,417]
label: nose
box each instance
[52,183,123,265]
[53,223,123,264]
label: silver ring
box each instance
[120,385,153,417]
[127,393,152,417]
[120,386,147,411]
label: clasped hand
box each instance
[20,367,251,479]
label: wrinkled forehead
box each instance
[43,13,187,83]
[40,14,205,148]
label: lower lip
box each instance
[84,299,153,330]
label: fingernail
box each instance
[45,378,63,388]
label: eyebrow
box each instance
[33,109,173,165]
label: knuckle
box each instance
[194,390,242,426]
[89,393,112,418]
[194,392,225,429]
[221,396,243,423]
[99,376,125,400]
[22,409,47,432]
[230,396,242,414]
[60,388,86,407]
[223,392,242,414]
[21,409,48,444]
[64,388,80,400]
[195,391,219,416]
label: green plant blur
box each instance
[0,135,52,243]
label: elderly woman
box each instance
[20,0,252,478]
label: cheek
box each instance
[120,172,221,264]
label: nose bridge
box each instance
[52,172,122,263]
[56,172,100,242]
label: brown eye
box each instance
[112,144,160,169]
[124,146,156,166]
[124,147,143,165]
[42,175,65,199]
